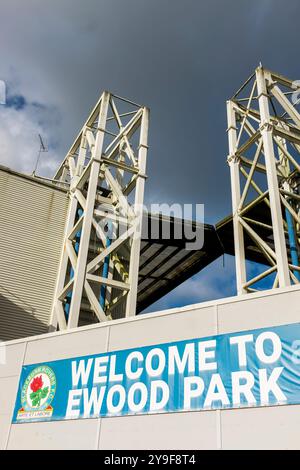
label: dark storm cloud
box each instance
[0,0,299,308]
[1,0,299,224]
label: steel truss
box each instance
[50,91,149,330]
[228,65,300,294]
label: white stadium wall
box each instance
[1,285,300,450]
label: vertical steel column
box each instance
[285,206,300,279]
[125,107,149,316]
[99,223,112,309]
[227,100,247,295]
[256,66,290,287]
[49,196,77,331]
[67,92,110,328]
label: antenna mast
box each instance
[32,134,48,176]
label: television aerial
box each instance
[32,134,48,176]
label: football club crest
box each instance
[17,365,56,421]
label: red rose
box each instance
[30,375,43,393]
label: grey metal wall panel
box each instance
[24,324,110,364]
[0,376,20,416]
[0,342,26,449]
[98,412,219,450]
[0,414,10,450]
[0,376,20,450]
[7,419,100,450]
[217,287,300,334]
[221,404,300,450]
[0,169,69,341]
[0,342,25,378]
[108,306,217,351]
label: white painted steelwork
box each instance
[51,91,149,330]
[227,66,300,294]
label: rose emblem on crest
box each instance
[19,365,56,416]
[29,375,50,407]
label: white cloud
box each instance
[0,81,61,176]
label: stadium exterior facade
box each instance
[2,285,300,450]
[1,66,300,450]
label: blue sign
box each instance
[12,322,300,423]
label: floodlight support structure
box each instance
[50,91,149,330]
[227,66,300,294]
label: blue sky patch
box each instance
[5,94,27,110]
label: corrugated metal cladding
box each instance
[0,168,69,341]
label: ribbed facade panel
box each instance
[0,169,68,341]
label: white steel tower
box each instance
[50,91,149,330]
[228,65,300,294]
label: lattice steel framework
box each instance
[50,91,149,330]
[228,65,300,294]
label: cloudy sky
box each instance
[0,0,299,311]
